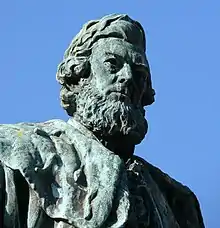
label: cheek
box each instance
[90,63,114,91]
[94,76,112,93]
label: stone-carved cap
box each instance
[64,14,146,58]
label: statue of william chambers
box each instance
[0,14,205,228]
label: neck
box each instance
[97,134,135,162]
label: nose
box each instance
[117,63,133,84]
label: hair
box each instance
[56,14,155,116]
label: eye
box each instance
[105,57,117,65]
[104,57,121,73]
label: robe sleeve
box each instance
[0,161,5,228]
[0,162,20,228]
[0,161,55,228]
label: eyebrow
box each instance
[105,52,123,58]
[104,51,149,71]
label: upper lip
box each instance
[109,91,131,103]
[109,87,130,97]
[112,91,129,97]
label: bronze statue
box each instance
[0,14,204,228]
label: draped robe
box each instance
[0,119,205,228]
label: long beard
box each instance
[73,83,148,145]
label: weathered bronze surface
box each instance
[0,14,204,228]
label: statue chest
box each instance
[125,159,180,228]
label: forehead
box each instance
[91,38,148,65]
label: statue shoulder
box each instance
[0,119,66,143]
[133,155,205,227]
[0,119,68,169]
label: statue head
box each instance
[56,14,155,145]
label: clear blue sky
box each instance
[1,1,219,227]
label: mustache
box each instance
[105,83,141,105]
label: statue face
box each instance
[89,38,149,106]
[73,37,148,144]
